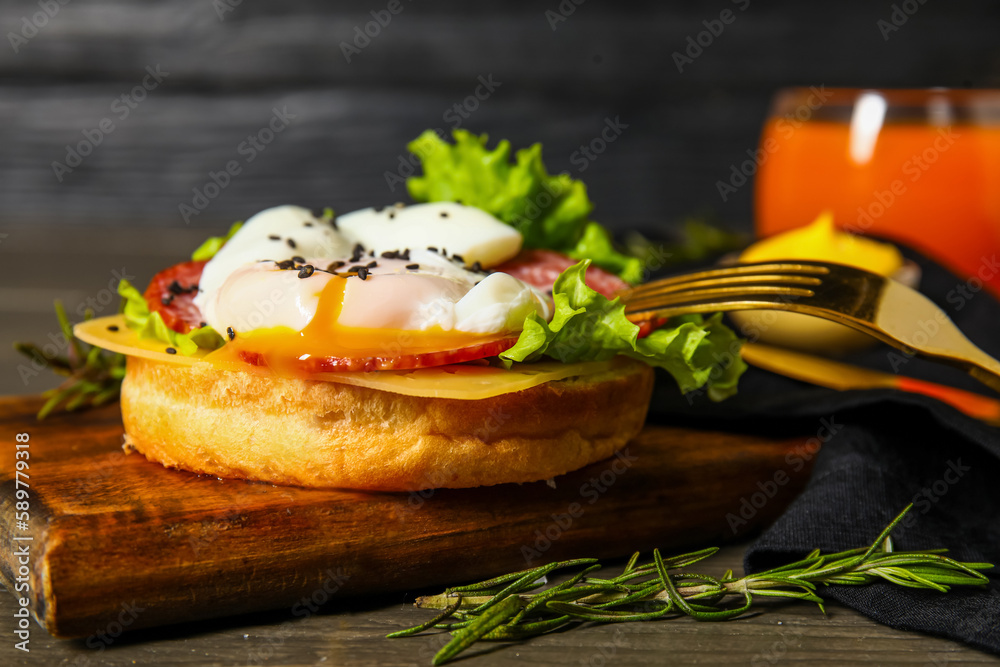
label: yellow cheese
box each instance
[75,315,210,366]
[75,315,618,400]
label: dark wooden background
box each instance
[1,0,1000,395]
[1,0,999,230]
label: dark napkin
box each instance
[646,247,1000,654]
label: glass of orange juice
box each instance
[755,88,1000,298]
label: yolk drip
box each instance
[205,274,513,373]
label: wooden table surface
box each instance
[2,225,999,666]
[2,546,998,667]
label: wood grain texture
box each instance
[2,545,998,667]
[0,394,813,639]
[1,1,998,228]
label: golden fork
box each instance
[621,260,1000,394]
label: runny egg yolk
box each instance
[204,275,514,374]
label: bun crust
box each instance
[120,357,655,491]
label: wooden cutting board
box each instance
[0,395,814,639]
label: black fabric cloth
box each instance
[646,247,1000,654]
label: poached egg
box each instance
[192,204,551,369]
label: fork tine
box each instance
[625,273,823,298]
[623,288,819,322]
[621,259,1000,395]
[621,261,831,298]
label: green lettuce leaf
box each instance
[191,221,243,261]
[118,280,224,355]
[406,129,643,284]
[566,222,645,285]
[500,261,746,401]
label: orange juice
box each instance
[755,89,1000,298]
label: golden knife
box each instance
[741,342,1000,426]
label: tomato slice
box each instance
[229,337,520,373]
[144,260,207,333]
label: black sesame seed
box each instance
[351,243,365,262]
[440,211,449,218]
[381,250,397,259]
[373,206,385,213]
[268,235,281,241]
[400,248,410,260]
[276,259,295,270]
[366,260,377,269]
[369,250,375,257]
[298,265,315,279]
[311,207,325,219]
[304,222,313,227]
[107,325,119,332]
[161,294,174,305]
[452,254,464,263]
[442,248,447,256]
[170,281,198,294]
[165,347,177,355]
[405,263,419,270]
[200,321,208,328]
[292,255,306,264]
[471,261,483,272]
[327,260,345,271]
[227,326,235,340]
[286,238,297,249]
[357,267,369,280]
[388,211,395,219]
[427,246,438,253]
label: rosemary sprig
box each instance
[14,301,125,419]
[389,505,993,665]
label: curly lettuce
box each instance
[407,129,644,284]
[118,280,224,355]
[500,261,746,401]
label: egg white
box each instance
[194,205,549,342]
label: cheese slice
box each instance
[75,315,618,400]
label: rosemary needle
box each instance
[15,301,126,420]
[389,504,994,665]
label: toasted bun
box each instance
[120,357,655,491]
